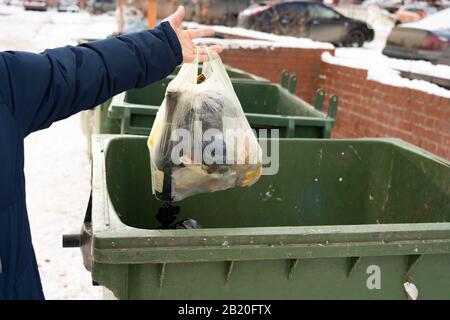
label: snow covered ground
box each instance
[0,5,117,300]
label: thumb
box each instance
[166,5,185,29]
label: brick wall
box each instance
[220,47,333,104]
[318,61,450,160]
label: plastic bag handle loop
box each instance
[193,46,200,64]
[205,47,216,62]
[204,47,234,91]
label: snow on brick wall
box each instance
[220,46,333,103]
[318,61,450,160]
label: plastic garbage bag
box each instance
[148,48,262,202]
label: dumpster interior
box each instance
[105,138,450,229]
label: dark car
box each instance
[87,0,116,14]
[238,1,374,47]
[382,8,450,65]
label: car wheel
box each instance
[346,30,366,48]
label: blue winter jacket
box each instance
[0,21,182,299]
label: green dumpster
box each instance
[108,80,337,138]
[79,135,450,299]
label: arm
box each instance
[0,22,182,137]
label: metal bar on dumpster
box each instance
[289,74,298,95]
[328,95,339,119]
[405,254,423,277]
[281,70,289,89]
[347,256,361,277]
[287,258,300,279]
[314,89,325,111]
[225,261,235,286]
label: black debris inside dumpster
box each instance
[155,203,203,229]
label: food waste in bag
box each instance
[148,48,263,202]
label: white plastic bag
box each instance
[148,48,262,202]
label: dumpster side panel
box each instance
[126,79,169,106]
[98,99,121,135]
[233,83,279,114]
[278,88,326,118]
[105,139,154,229]
[385,148,450,224]
[93,254,450,299]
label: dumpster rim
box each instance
[91,237,450,264]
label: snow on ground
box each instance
[0,5,117,300]
[0,5,116,51]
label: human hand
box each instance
[164,6,223,62]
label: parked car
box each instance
[238,1,374,47]
[24,0,48,11]
[58,0,80,12]
[87,0,115,14]
[383,8,450,65]
[195,0,254,26]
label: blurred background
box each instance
[0,0,448,299]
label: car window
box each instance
[274,2,307,14]
[309,4,340,20]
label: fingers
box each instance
[209,45,223,54]
[195,46,224,62]
[166,5,185,28]
[198,54,210,62]
[197,45,223,56]
[188,27,215,39]
[197,46,207,55]
[183,45,224,63]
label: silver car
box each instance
[383,8,450,65]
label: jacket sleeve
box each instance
[0,21,182,137]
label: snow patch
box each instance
[367,68,450,98]
[401,8,450,32]
[194,37,333,50]
[322,50,450,98]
